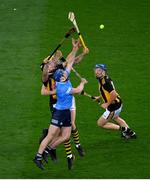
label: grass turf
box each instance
[0,0,150,178]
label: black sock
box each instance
[36,153,42,160]
[120,126,127,132]
[120,127,131,133]
[37,153,42,157]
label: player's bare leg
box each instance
[114,116,129,127]
[43,128,60,163]
[50,127,74,169]
[97,116,120,130]
[33,125,59,169]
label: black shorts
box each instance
[51,109,71,127]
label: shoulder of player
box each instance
[101,75,112,85]
[57,79,71,85]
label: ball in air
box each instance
[13,8,16,11]
[99,24,104,29]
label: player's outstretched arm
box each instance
[74,47,89,64]
[42,64,49,83]
[65,38,81,72]
[71,78,88,94]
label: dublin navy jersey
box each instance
[55,69,73,110]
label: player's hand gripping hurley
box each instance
[40,27,76,70]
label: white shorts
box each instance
[102,105,122,120]
[70,96,76,111]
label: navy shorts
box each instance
[51,108,71,127]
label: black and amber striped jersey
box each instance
[42,63,65,111]
[98,75,122,111]
[43,78,57,108]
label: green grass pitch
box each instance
[0,0,150,178]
